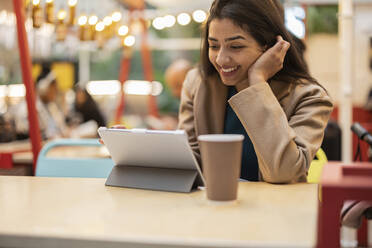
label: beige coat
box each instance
[178,68,333,183]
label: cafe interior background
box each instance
[0,0,372,245]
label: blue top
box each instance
[223,86,259,181]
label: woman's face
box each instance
[75,89,87,106]
[208,18,264,86]
[41,82,58,103]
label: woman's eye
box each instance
[209,45,219,50]
[231,46,245,49]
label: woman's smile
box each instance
[219,65,241,78]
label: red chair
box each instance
[317,162,372,248]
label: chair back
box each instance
[36,139,114,178]
[307,148,328,183]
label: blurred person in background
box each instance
[0,113,17,142]
[165,59,193,100]
[71,83,106,128]
[146,59,193,130]
[11,64,70,140]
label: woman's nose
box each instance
[216,49,231,66]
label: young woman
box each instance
[12,65,69,140]
[178,0,333,183]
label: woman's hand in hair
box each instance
[247,35,290,85]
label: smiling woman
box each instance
[178,0,334,183]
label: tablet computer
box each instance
[98,127,205,192]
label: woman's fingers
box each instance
[270,36,283,52]
[267,36,290,67]
[111,125,127,129]
[281,40,290,55]
[248,35,291,82]
[273,36,290,54]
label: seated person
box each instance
[72,84,106,128]
[165,59,193,100]
[0,113,17,142]
[12,65,69,140]
[177,0,333,183]
[146,59,193,130]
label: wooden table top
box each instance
[0,140,32,153]
[8,144,109,164]
[0,176,318,248]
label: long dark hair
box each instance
[200,0,317,85]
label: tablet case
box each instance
[98,128,204,193]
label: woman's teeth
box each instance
[221,66,238,73]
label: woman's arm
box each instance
[229,82,333,183]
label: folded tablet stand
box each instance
[106,165,199,192]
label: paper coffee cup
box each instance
[198,134,244,201]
